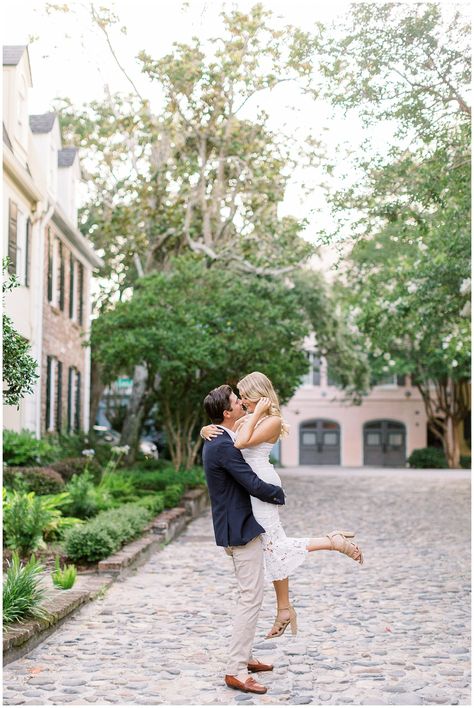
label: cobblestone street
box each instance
[3,467,471,706]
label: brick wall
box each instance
[41,224,91,435]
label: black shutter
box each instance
[8,200,18,274]
[56,360,63,432]
[75,370,81,430]
[25,218,31,287]
[47,229,53,301]
[67,367,74,432]
[69,254,75,318]
[78,263,84,325]
[59,241,65,311]
[46,355,52,431]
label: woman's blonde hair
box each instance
[237,371,290,438]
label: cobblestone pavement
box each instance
[3,467,471,706]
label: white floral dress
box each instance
[241,441,310,581]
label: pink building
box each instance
[280,351,427,467]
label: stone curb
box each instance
[2,487,209,666]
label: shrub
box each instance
[63,470,99,519]
[2,466,65,494]
[3,489,52,555]
[163,483,184,508]
[460,455,471,469]
[50,457,102,483]
[119,465,205,493]
[3,429,58,467]
[134,493,165,516]
[96,472,137,500]
[3,552,50,625]
[51,556,77,589]
[63,503,153,562]
[407,447,448,469]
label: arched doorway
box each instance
[363,420,406,467]
[300,419,341,465]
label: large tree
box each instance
[316,3,470,467]
[90,256,311,468]
[53,3,322,452]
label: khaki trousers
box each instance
[224,535,264,676]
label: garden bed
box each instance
[3,487,209,665]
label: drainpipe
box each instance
[30,201,54,439]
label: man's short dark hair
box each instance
[203,384,233,424]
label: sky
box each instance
[3,0,462,272]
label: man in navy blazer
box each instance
[202,384,285,695]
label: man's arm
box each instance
[221,442,285,505]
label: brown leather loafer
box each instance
[247,659,274,672]
[225,675,268,694]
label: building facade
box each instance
[3,46,102,437]
[280,348,428,468]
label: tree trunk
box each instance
[120,364,149,464]
[443,415,462,469]
[89,358,106,434]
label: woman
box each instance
[201,371,363,640]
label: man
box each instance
[202,384,285,695]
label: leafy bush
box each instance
[50,457,101,483]
[96,472,137,501]
[2,466,65,495]
[119,465,205,493]
[37,492,83,542]
[63,503,153,562]
[460,455,471,469]
[3,489,52,555]
[134,493,165,516]
[3,429,58,466]
[163,483,184,508]
[407,447,448,469]
[3,552,50,625]
[51,556,77,589]
[63,470,100,519]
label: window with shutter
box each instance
[69,254,75,318]
[25,218,31,287]
[75,371,81,430]
[78,263,84,325]
[46,355,52,431]
[59,241,65,311]
[67,366,74,432]
[8,201,18,275]
[47,228,53,301]
[56,361,63,432]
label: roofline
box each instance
[3,143,44,204]
[51,205,104,270]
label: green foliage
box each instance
[318,3,470,467]
[134,493,165,516]
[3,429,58,467]
[63,503,153,562]
[91,256,310,468]
[50,456,102,483]
[3,466,65,495]
[51,556,77,589]
[460,455,471,470]
[121,466,205,492]
[162,484,184,509]
[3,489,52,555]
[63,471,100,519]
[2,260,39,406]
[407,448,448,469]
[3,552,50,626]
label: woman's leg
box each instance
[306,533,362,561]
[266,578,291,638]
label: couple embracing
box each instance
[201,371,364,695]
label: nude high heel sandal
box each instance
[265,605,297,639]
[327,530,364,565]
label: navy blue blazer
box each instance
[202,430,285,547]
